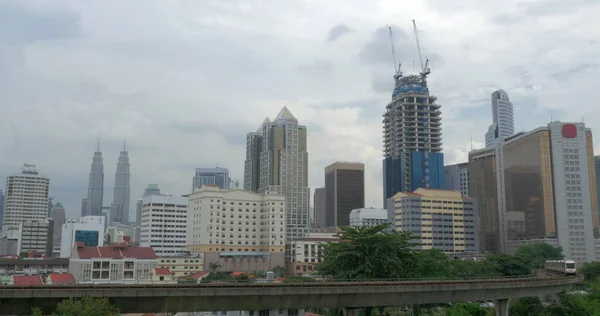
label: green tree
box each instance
[235,274,254,283]
[272,265,286,277]
[579,262,600,282]
[316,224,415,280]
[486,254,531,276]
[446,302,488,316]
[32,297,120,316]
[509,297,546,316]
[448,260,500,278]
[515,243,563,269]
[412,249,451,279]
[209,262,222,272]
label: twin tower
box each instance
[81,142,131,225]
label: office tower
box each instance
[193,168,230,189]
[186,186,286,271]
[19,220,54,256]
[144,184,161,196]
[243,106,310,239]
[382,65,444,207]
[60,216,105,258]
[325,162,365,228]
[484,89,515,148]
[595,156,600,223]
[2,164,50,231]
[50,202,66,245]
[80,198,87,218]
[389,188,479,254]
[83,143,104,217]
[349,208,388,227]
[140,195,188,256]
[111,143,131,224]
[48,198,54,217]
[0,189,4,230]
[444,162,470,196]
[469,122,598,264]
[313,187,326,229]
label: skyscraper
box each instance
[313,187,326,229]
[111,142,131,224]
[50,202,66,245]
[2,164,50,230]
[484,89,515,148]
[244,106,310,239]
[83,143,104,217]
[444,162,470,196]
[193,168,230,189]
[382,64,444,207]
[595,156,600,223]
[0,189,4,230]
[325,162,365,228]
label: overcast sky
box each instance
[1,0,599,221]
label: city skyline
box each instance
[0,1,599,219]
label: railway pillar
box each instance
[342,308,360,316]
[495,299,510,316]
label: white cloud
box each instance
[1,0,599,218]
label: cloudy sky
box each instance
[1,0,599,220]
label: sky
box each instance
[1,0,599,221]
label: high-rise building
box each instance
[243,106,310,239]
[186,186,285,272]
[389,188,479,254]
[0,189,4,230]
[80,198,87,218]
[193,168,230,189]
[2,164,50,231]
[382,66,444,207]
[469,122,598,264]
[595,156,600,223]
[19,220,54,256]
[325,162,365,228]
[50,202,66,245]
[484,89,515,148]
[111,143,131,224]
[349,208,388,228]
[47,198,54,217]
[444,162,470,196]
[144,184,161,197]
[140,195,188,256]
[83,143,104,217]
[313,187,326,229]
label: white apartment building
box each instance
[140,195,188,256]
[187,186,286,271]
[349,208,388,227]
[2,164,50,231]
[69,243,157,284]
[60,216,105,258]
[19,220,53,256]
[106,224,138,244]
[287,233,338,276]
[485,89,515,147]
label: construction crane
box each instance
[388,26,402,79]
[412,20,430,78]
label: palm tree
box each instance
[209,262,222,272]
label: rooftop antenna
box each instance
[412,19,431,78]
[388,26,402,78]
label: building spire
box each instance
[123,141,127,151]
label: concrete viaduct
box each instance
[0,275,583,316]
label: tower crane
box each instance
[412,20,430,78]
[388,26,402,79]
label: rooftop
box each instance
[75,245,157,260]
[13,275,42,286]
[153,268,172,275]
[48,273,76,284]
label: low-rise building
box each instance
[46,273,76,285]
[186,186,286,272]
[13,275,43,286]
[151,267,175,283]
[287,233,338,276]
[69,243,157,284]
[389,188,479,254]
[349,208,389,227]
[157,256,204,277]
[0,257,69,275]
[60,216,105,258]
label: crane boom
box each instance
[388,26,397,74]
[412,19,424,72]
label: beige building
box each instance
[157,256,203,277]
[287,233,338,276]
[186,186,286,272]
[389,188,479,254]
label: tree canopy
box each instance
[515,243,563,269]
[32,297,120,316]
[316,224,415,280]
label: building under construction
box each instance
[383,21,444,207]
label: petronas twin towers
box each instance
[81,142,131,224]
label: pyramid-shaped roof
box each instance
[274,106,296,121]
[53,202,64,209]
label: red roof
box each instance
[76,245,157,259]
[188,271,210,280]
[154,268,171,275]
[48,273,76,284]
[13,275,42,286]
